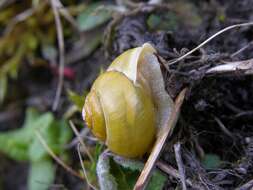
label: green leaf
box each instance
[58,120,73,147]
[170,1,202,28]
[202,154,221,169]
[67,90,86,111]
[0,75,7,103]
[28,159,55,190]
[1,46,24,79]
[147,14,162,30]
[23,33,38,50]
[147,13,179,31]
[147,1,201,31]
[147,171,167,190]
[113,156,166,190]
[29,117,72,162]
[0,108,73,190]
[29,113,54,162]
[23,108,41,128]
[81,143,104,189]
[0,108,72,162]
[0,107,71,161]
[0,108,44,161]
[112,156,143,171]
[65,28,103,64]
[77,2,112,32]
[97,153,167,190]
[110,159,138,190]
[0,136,29,161]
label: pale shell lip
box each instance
[82,106,86,122]
[82,106,89,128]
[107,43,156,84]
[82,98,90,128]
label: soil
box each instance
[1,0,253,189]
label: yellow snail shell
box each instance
[83,43,173,158]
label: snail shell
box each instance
[83,43,173,158]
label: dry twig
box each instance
[69,120,94,162]
[157,161,194,187]
[4,8,35,35]
[168,22,253,65]
[50,0,65,111]
[77,143,97,190]
[213,116,235,140]
[231,41,253,58]
[35,131,84,180]
[66,127,97,149]
[148,0,163,4]
[235,179,253,190]
[134,88,187,190]
[0,0,16,9]
[174,143,187,190]
[54,0,80,32]
[206,59,253,74]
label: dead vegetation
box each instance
[1,0,253,189]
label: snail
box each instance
[83,43,174,158]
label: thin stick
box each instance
[134,88,187,190]
[54,0,80,32]
[0,0,15,9]
[77,143,97,190]
[157,161,181,179]
[206,58,253,74]
[168,22,253,65]
[69,120,94,162]
[213,116,235,139]
[35,131,83,180]
[231,41,253,57]
[235,179,253,190]
[4,8,35,35]
[51,0,65,111]
[148,0,163,4]
[156,161,194,187]
[66,128,97,149]
[174,143,187,190]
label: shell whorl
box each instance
[82,43,174,158]
[83,71,156,158]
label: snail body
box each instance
[83,43,173,158]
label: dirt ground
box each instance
[1,0,253,189]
